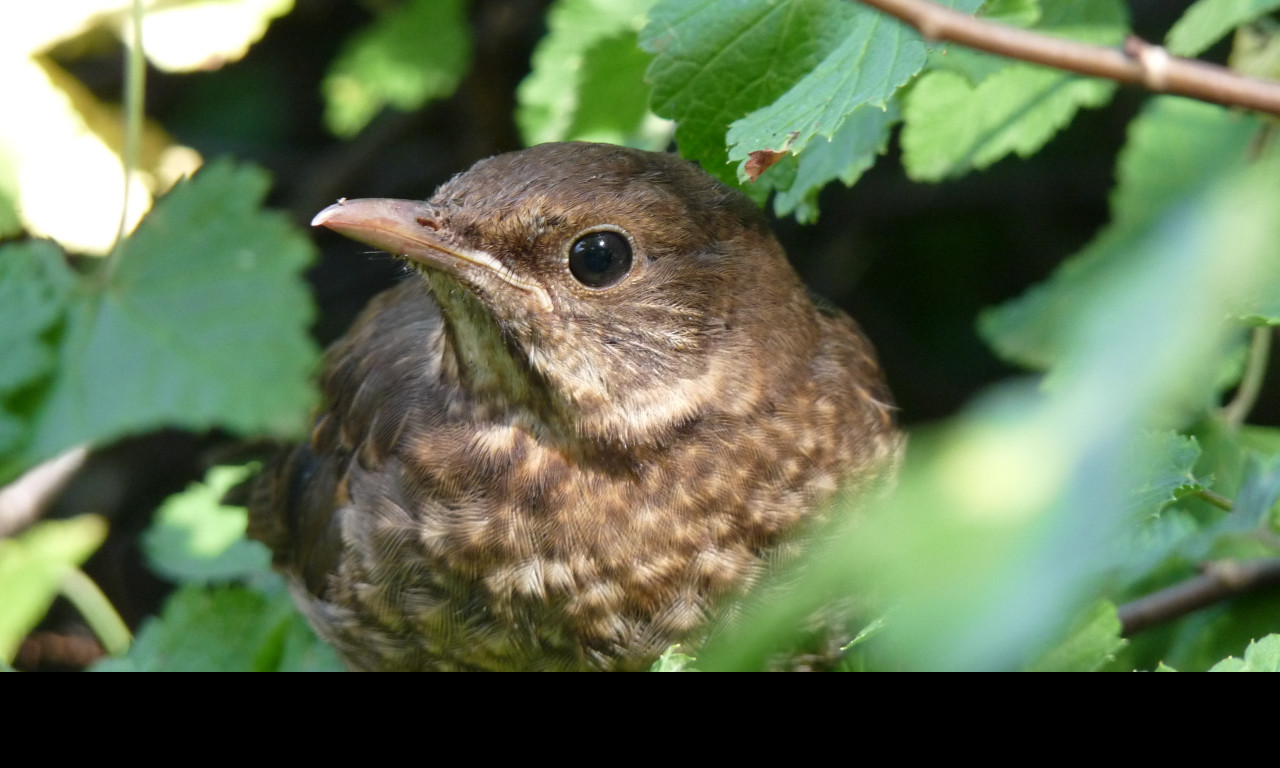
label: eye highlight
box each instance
[568,230,632,288]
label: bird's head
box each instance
[313,142,821,446]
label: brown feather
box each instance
[250,143,900,670]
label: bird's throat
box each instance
[422,270,553,423]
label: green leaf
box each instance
[1230,24,1280,81]
[0,241,76,461]
[143,465,272,584]
[1209,634,1280,671]
[517,0,667,149]
[724,0,982,200]
[642,0,860,190]
[323,0,471,137]
[723,4,926,174]
[137,0,295,73]
[1227,456,1280,531]
[1239,425,1280,457]
[1026,600,1126,671]
[0,143,21,239]
[650,645,697,671]
[1128,432,1206,518]
[22,160,318,466]
[925,0,1041,86]
[901,0,1125,181]
[718,156,1280,670]
[0,515,107,662]
[768,101,898,223]
[272,609,347,672]
[1145,588,1280,671]
[92,582,341,672]
[1166,0,1280,57]
[982,0,1041,26]
[980,97,1267,371]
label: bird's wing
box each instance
[248,279,448,599]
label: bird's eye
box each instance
[568,230,632,289]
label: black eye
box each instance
[569,230,632,288]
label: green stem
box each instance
[1221,327,1272,429]
[104,0,146,284]
[59,567,132,657]
[1192,487,1234,512]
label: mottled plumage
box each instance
[249,143,898,670]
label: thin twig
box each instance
[856,0,1280,116]
[104,0,146,283]
[1117,557,1280,636]
[1221,327,1274,428]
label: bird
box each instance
[248,142,899,671]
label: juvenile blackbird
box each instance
[249,142,899,671]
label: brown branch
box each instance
[1117,557,1280,636]
[857,0,1280,116]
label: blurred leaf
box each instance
[1146,588,1280,671]
[980,98,1266,371]
[650,645,697,671]
[323,0,471,137]
[0,241,76,460]
[1,0,289,63]
[924,0,1040,87]
[0,515,107,662]
[0,56,197,254]
[0,144,20,239]
[517,0,667,149]
[1166,0,1280,57]
[143,465,272,583]
[1239,425,1280,456]
[272,608,347,672]
[1230,24,1280,81]
[0,241,75,393]
[983,0,1042,26]
[138,0,295,72]
[13,160,317,469]
[712,152,1280,670]
[1125,431,1207,520]
[1226,456,1280,530]
[93,581,342,671]
[901,0,1125,181]
[1208,633,1280,671]
[1025,600,1125,671]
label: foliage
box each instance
[4,0,1280,671]
[91,466,342,671]
[322,0,471,137]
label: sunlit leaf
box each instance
[19,161,318,466]
[143,465,271,583]
[518,0,667,149]
[1209,633,1280,671]
[1025,600,1125,671]
[1166,0,1280,57]
[323,0,470,137]
[0,515,107,662]
[901,0,1126,181]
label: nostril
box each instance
[416,217,440,231]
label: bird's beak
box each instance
[313,198,551,311]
